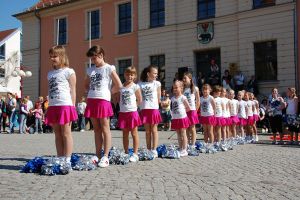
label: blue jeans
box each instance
[19,114,27,134]
[35,118,43,133]
[78,114,85,130]
[9,110,17,133]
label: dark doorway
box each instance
[195,49,221,87]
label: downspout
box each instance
[34,10,41,98]
[295,1,299,93]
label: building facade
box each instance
[138,0,297,96]
[15,0,138,100]
[0,28,22,96]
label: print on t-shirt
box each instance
[121,90,131,105]
[184,92,192,105]
[202,101,208,112]
[142,86,153,102]
[172,101,179,115]
[49,77,60,99]
[90,72,103,91]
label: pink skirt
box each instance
[140,109,162,125]
[171,117,190,129]
[45,106,78,125]
[199,116,215,125]
[223,117,231,126]
[253,114,260,122]
[215,117,226,126]
[238,118,248,126]
[230,116,240,125]
[187,110,199,125]
[84,98,113,119]
[247,116,255,125]
[118,111,142,129]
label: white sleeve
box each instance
[155,81,161,88]
[65,68,75,79]
[134,84,140,92]
[109,65,116,75]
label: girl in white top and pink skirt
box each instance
[199,84,216,143]
[228,90,239,138]
[171,80,191,157]
[183,72,200,146]
[221,88,230,140]
[84,45,122,167]
[237,91,247,137]
[249,93,259,141]
[117,66,142,163]
[138,65,162,158]
[213,86,225,143]
[45,45,77,164]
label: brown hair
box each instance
[213,85,222,93]
[86,45,105,58]
[202,84,211,92]
[125,66,137,75]
[140,65,158,82]
[49,45,69,67]
[183,72,195,94]
[288,87,297,98]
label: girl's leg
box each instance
[203,125,208,143]
[131,127,139,154]
[52,124,64,156]
[61,123,73,157]
[2,116,6,132]
[231,124,237,138]
[221,126,226,141]
[144,124,152,150]
[176,129,182,149]
[35,118,38,133]
[186,127,191,145]
[181,128,188,151]
[151,124,158,150]
[208,125,214,143]
[188,125,197,146]
[100,117,111,157]
[91,118,103,158]
[227,126,231,138]
[216,126,221,142]
[123,128,130,154]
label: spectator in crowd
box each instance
[208,59,220,86]
[197,71,206,91]
[1,96,8,133]
[7,93,17,134]
[257,98,271,133]
[222,69,232,90]
[32,103,43,134]
[160,92,171,131]
[247,75,259,96]
[234,70,246,92]
[19,98,29,134]
[25,95,34,111]
[77,96,87,132]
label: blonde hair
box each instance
[288,87,297,98]
[49,45,69,67]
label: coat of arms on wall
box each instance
[197,22,214,44]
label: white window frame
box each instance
[54,15,68,45]
[115,0,133,35]
[85,7,102,40]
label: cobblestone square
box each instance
[1,131,300,200]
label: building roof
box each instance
[13,0,79,17]
[0,28,18,43]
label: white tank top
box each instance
[119,83,140,113]
[222,97,230,118]
[183,87,198,111]
[229,99,239,116]
[86,64,115,101]
[171,95,188,119]
[215,97,223,117]
[238,100,247,119]
[200,95,214,117]
[246,100,254,117]
[286,98,297,115]
[48,67,75,106]
[139,80,161,110]
[253,100,259,115]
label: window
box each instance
[56,17,67,45]
[0,44,5,60]
[0,68,5,78]
[87,10,100,40]
[253,0,275,9]
[150,55,165,88]
[150,0,165,28]
[198,0,215,20]
[118,2,132,34]
[118,59,132,83]
[254,41,277,81]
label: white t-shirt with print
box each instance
[200,95,214,117]
[215,97,223,117]
[183,87,199,111]
[119,83,140,112]
[48,67,75,106]
[238,100,247,119]
[246,100,254,117]
[139,81,161,110]
[222,97,230,118]
[86,64,115,101]
[171,95,188,119]
[229,99,239,116]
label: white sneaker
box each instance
[129,153,139,162]
[151,150,158,158]
[255,135,259,142]
[80,129,85,132]
[98,156,109,168]
[180,150,188,157]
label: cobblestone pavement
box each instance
[1,130,300,200]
